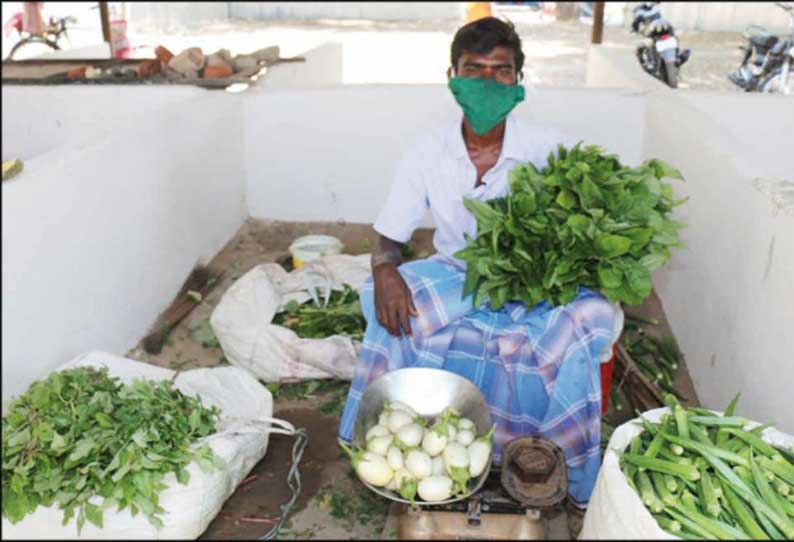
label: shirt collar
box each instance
[446,113,523,162]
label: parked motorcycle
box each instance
[728,2,794,94]
[631,2,691,88]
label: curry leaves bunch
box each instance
[2,366,224,533]
[455,142,687,309]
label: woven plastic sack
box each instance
[210,254,371,382]
[2,350,294,540]
[580,407,794,540]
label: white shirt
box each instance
[374,113,577,264]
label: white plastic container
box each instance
[289,235,344,268]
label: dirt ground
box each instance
[124,218,699,540]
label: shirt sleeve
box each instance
[373,149,429,243]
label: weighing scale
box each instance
[396,437,570,540]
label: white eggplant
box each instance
[457,418,475,431]
[392,467,414,490]
[387,409,414,434]
[447,424,458,440]
[405,448,433,479]
[378,411,389,427]
[390,401,418,417]
[431,455,445,476]
[443,442,470,472]
[456,429,475,447]
[341,443,394,487]
[468,426,495,478]
[366,434,393,456]
[397,423,424,448]
[366,424,390,441]
[422,426,448,457]
[387,446,404,471]
[443,442,471,494]
[418,475,453,502]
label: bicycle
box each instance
[5,13,77,60]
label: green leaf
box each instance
[85,503,103,528]
[555,189,577,210]
[645,158,683,180]
[8,427,31,448]
[597,264,623,289]
[68,439,96,462]
[639,253,666,272]
[175,468,190,485]
[576,176,605,209]
[594,234,633,259]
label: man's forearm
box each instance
[371,234,403,271]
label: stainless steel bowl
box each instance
[351,367,493,506]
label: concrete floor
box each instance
[125,218,699,540]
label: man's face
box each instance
[452,46,518,85]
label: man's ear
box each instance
[446,66,454,81]
[516,70,524,84]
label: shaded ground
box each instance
[125,219,699,540]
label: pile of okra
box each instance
[620,394,794,539]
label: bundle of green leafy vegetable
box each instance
[1,366,224,533]
[454,143,687,309]
[272,284,366,341]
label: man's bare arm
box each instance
[371,234,418,336]
[371,234,404,271]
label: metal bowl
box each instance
[351,367,494,506]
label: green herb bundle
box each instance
[272,284,366,341]
[454,143,687,309]
[2,366,224,533]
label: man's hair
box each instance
[450,17,525,75]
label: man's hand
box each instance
[374,263,419,336]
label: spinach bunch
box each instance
[272,284,366,341]
[2,366,223,533]
[454,143,686,309]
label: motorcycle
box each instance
[630,2,691,88]
[728,2,794,94]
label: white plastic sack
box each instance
[2,350,293,540]
[580,407,794,540]
[210,254,371,382]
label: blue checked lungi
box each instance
[338,255,619,505]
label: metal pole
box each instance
[591,1,605,44]
[99,1,111,44]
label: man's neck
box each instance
[461,117,506,150]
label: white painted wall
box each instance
[645,91,794,433]
[243,85,646,224]
[586,44,670,92]
[1,90,248,402]
[2,86,205,160]
[255,42,344,90]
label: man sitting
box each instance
[337,17,620,525]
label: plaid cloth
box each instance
[338,255,619,505]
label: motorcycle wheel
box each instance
[662,61,678,88]
[759,67,794,94]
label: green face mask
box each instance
[448,76,526,135]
